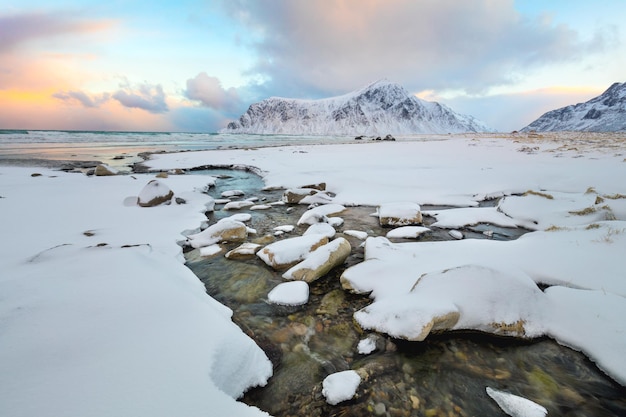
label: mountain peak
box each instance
[522,82,626,132]
[223,81,493,135]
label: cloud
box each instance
[112,83,169,114]
[184,72,242,112]
[0,11,113,53]
[53,90,110,108]
[0,91,173,132]
[225,0,614,98]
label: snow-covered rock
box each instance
[267,281,309,306]
[282,237,352,283]
[282,188,317,204]
[303,222,336,238]
[94,164,119,176]
[378,202,422,226]
[354,265,544,341]
[322,370,361,405]
[448,230,464,240]
[521,81,626,132]
[223,200,254,210]
[343,230,369,240]
[219,213,252,223]
[137,179,174,207]
[199,244,222,257]
[297,204,346,225]
[486,387,547,417]
[221,189,245,198]
[386,226,431,239]
[186,220,248,248]
[299,190,335,205]
[223,80,493,135]
[225,242,262,260]
[357,334,385,355]
[273,225,295,234]
[257,234,329,270]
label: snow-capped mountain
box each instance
[522,82,626,132]
[222,80,493,135]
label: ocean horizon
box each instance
[0,129,360,169]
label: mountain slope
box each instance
[222,80,493,135]
[522,82,626,132]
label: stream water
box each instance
[183,169,626,417]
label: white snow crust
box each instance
[0,168,272,417]
[3,132,626,417]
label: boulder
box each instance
[282,237,351,283]
[304,222,336,238]
[137,180,174,207]
[301,182,326,191]
[225,242,262,260]
[378,202,422,226]
[257,234,329,270]
[94,164,118,176]
[267,281,310,306]
[223,200,254,210]
[222,189,245,198]
[299,190,334,205]
[386,226,431,239]
[297,204,346,225]
[186,220,248,248]
[282,188,317,204]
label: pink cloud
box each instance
[0,12,115,53]
[185,73,241,112]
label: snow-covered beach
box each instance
[1,132,626,416]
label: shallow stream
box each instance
[184,169,626,417]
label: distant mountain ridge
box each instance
[522,82,626,132]
[222,80,493,135]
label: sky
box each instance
[1,0,624,133]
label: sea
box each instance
[0,129,357,170]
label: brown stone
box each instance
[94,164,118,176]
[283,238,351,283]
